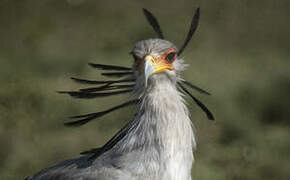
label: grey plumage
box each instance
[27,8,213,180]
[27,39,194,180]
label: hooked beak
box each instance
[144,55,173,87]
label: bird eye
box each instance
[166,52,176,62]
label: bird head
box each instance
[128,7,200,90]
[131,39,182,87]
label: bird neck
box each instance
[117,74,195,175]
[138,74,196,152]
[107,75,195,179]
[130,74,195,178]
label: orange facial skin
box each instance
[135,48,177,75]
[161,48,177,63]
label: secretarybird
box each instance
[26,8,214,180]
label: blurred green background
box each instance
[0,0,289,179]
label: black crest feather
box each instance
[58,89,133,99]
[178,82,214,120]
[81,111,141,159]
[65,99,139,126]
[143,8,164,39]
[70,77,135,85]
[101,71,133,78]
[178,8,200,56]
[79,84,135,93]
[88,63,131,71]
[181,79,210,95]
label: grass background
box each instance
[0,0,289,179]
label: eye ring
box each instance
[166,52,177,62]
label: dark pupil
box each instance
[166,52,176,61]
